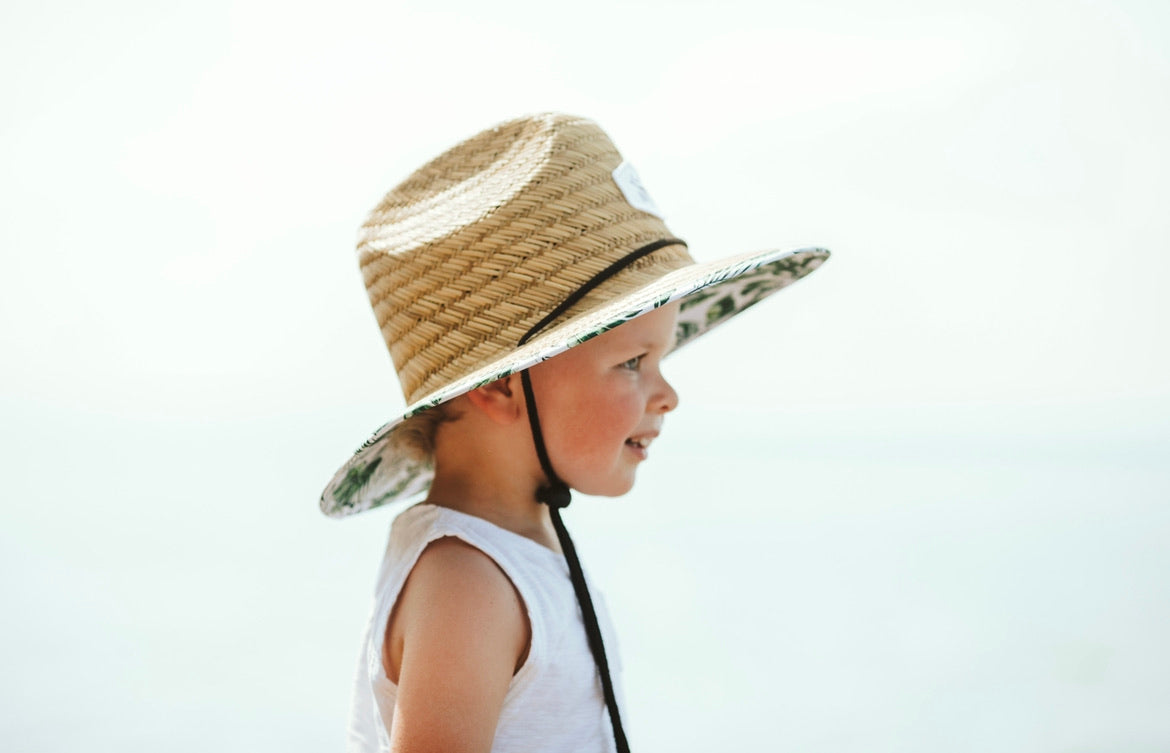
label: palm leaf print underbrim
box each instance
[321,245,828,518]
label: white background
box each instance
[2,0,1168,750]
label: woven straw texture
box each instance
[321,112,831,517]
[358,113,694,405]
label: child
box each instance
[321,113,829,753]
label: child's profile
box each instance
[322,113,829,753]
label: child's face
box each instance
[527,303,680,497]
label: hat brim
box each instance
[321,245,829,518]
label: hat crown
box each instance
[358,113,689,405]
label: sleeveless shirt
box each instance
[346,504,624,753]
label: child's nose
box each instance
[655,375,679,414]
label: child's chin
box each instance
[575,477,637,498]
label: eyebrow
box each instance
[637,337,675,353]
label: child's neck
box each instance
[425,470,562,554]
[426,395,564,553]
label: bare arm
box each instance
[385,537,530,753]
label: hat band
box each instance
[518,237,688,347]
[518,235,686,753]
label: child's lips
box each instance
[625,432,658,459]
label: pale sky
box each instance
[2,1,1168,750]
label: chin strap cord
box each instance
[521,370,629,753]
[513,238,687,753]
[547,498,630,753]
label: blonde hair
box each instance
[395,401,462,458]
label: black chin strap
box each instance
[517,237,685,753]
[520,369,628,753]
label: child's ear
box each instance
[464,374,523,425]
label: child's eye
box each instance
[620,355,644,371]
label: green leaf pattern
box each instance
[321,249,828,518]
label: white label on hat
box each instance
[612,161,664,219]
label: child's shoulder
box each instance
[391,503,562,567]
[382,533,531,749]
[384,528,530,679]
[404,534,526,606]
[387,505,536,647]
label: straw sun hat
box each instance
[321,113,829,518]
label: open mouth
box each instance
[625,436,655,455]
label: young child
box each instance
[321,113,829,753]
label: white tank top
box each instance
[347,504,624,753]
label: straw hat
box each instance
[321,113,829,518]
